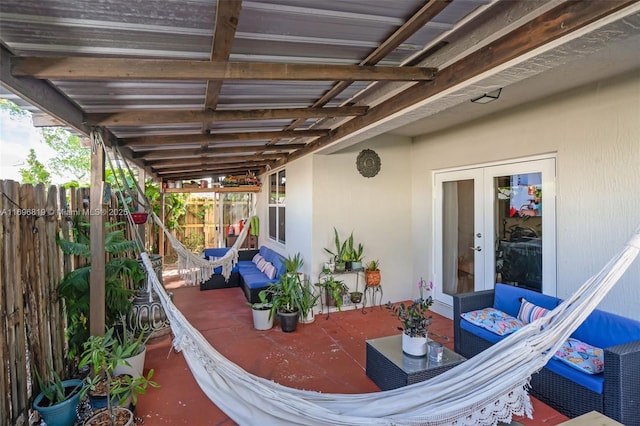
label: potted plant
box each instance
[248,297,274,330]
[32,368,84,426]
[57,216,145,358]
[282,253,319,323]
[298,280,320,324]
[315,275,349,311]
[79,327,159,426]
[324,228,349,272]
[259,256,306,332]
[349,241,364,271]
[113,321,151,379]
[365,259,381,287]
[385,297,433,357]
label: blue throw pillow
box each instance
[553,337,604,374]
[461,308,524,336]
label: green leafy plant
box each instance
[34,366,83,407]
[315,275,349,310]
[259,265,305,319]
[79,327,159,422]
[283,252,304,274]
[324,227,349,263]
[365,259,380,271]
[58,216,145,358]
[385,297,433,338]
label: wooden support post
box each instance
[159,191,165,258]
[89,137,106,336]
[137,168,146,247]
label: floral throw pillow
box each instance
[553,337,604,374]
[517,298,549,324]
[461,308,524,336]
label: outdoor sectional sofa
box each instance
[453,283,640,424]
[201,246,286,304]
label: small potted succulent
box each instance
[365,259,381,287]
[385,296,433,357]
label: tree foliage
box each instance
[41,127,91,186]
[19,148,51,185]
[0,98,28,118]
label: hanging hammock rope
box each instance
[138,225,639,425]
[93,127,640,425]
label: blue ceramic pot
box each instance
[32,379,83,426]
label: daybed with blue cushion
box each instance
[453,283,640,424]
[201,246,286,304]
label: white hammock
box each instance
[92,129,640,425]
[141,222,640,425]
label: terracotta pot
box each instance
[365,269,381,286]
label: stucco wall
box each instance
[411,71,640,320]
[310,134,414,304]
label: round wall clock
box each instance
[356,149,381,178]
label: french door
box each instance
[433,157,556,307]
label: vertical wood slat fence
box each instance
[0,180,130,426]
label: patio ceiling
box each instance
[1,0,639,181]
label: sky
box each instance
[0,106,59,182]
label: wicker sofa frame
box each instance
[453,289,640,424]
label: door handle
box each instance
[469,246,482,252]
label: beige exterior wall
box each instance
[262,71,640,319]
[412,71,640,320]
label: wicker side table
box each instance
[366,334,466,391]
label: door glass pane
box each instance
[442,180,475,296]
[494,173,543,292]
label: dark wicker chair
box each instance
[453,290,640,425]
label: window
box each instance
[268,169,286,243]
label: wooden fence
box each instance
[0,180,134,426]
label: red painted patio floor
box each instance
[135,270,569,425]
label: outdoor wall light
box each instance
[471,88,502,104]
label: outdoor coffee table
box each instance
[366,334,466,390]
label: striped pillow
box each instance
[517,298,549,324]
[263,263,277,280]
[252,253,263,264]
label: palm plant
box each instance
[58,216,145,358]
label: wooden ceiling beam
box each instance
[120,129,329,147]
[204,0,242,111]
[0,46,90,135]
[11,58,438,81]
[135,143,305,160]
[88,106,367,126]
[157,163,270,178]
[291,0,637,161]
[147,154,283,168]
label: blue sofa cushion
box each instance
[571,308,640,349]
[242,270,278,289]
[202,248,239,274]
[545,357,604,394]
[493,283,559,318]
[460,318,506,345]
